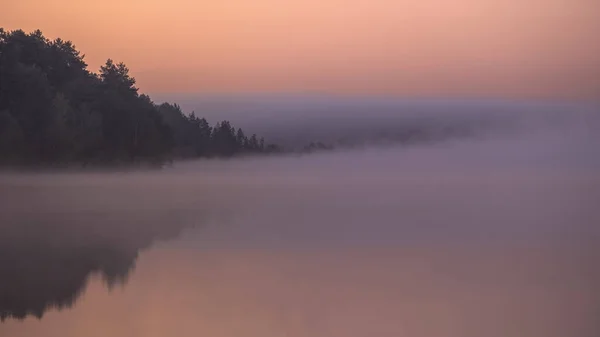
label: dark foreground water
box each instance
[1,108,599,337]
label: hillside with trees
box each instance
[0,29,281,167]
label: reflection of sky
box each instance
[3,242,599,337]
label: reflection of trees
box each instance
[0,210,200,321]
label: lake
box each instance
[1,114,599,337]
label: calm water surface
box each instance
[1,127,599,336]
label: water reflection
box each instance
[0,170,599,336]
[0,209,203,321]
[1,133,600,336]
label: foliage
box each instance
[0,29,280,167]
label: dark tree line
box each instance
[0,29,281,167]
[157,103,281,159]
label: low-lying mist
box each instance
[2,98,599,227]
[1,98,599,326]
[151,95,600,151]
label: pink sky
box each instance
[3,0,599,100]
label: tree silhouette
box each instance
[0,28,283,167]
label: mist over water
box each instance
[1,100,599,336]
[151,95,600,150]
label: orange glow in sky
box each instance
[3,0,599,100]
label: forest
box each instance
[0,29,284,167]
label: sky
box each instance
[2,0,599,100]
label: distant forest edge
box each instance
[0,29,298,167]
[1,29,510,168]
